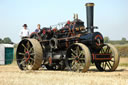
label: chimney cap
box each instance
[85,3,94,7]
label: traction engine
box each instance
[16,3,120,72]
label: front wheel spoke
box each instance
[106,62,111,70]
[106,47,110,53]
[103,62,106,70]
[105,46,109,53]
[100,48,105,53]
[110,60,115,62]
[111,56,114,58]
[102,62,105,69]
[104,62,106,69]
[105,47,108,53]
[108,61,112,69]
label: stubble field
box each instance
[0,58,128,85]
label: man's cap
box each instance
[23,24,27,27]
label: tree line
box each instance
[104,37,128,44]
[0,37,13,44]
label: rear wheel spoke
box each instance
[30,57,34,61]
[71,53,76,58]
[77,63,80,72]
[19,58,26,65]
[27,41,31,50]
[72,60,75,66]
[29,47,34,53]
[76,46,80,56]
[79,58,85,60]
[71,49,77,56]
[72,61,76,70]
[66,43,91,72]
[80,62,85,68]
[68,58,75,60]
[18,52,25,56]
[30,53,35,56]
[22,44,27,51]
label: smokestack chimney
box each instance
[85,3,94,33]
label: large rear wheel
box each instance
[66,43,91,72]
[95,44,120,71]
[16,39,43,70]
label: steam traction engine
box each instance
[16,3,120,72]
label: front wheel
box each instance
[95,44,120,71]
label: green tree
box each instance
[104,37,110,43]
[120,37,127,44]
[122,37,126,42]
[0,38,3,43]
[3,37,12,44]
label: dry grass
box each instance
[120,58,128,63]
[0,65,128,85]
[1,53,128,85]
[115,44,128,57]
[119,58,128,66]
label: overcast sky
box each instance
[0,0,128,43]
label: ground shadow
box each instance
[88,68,126,72]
